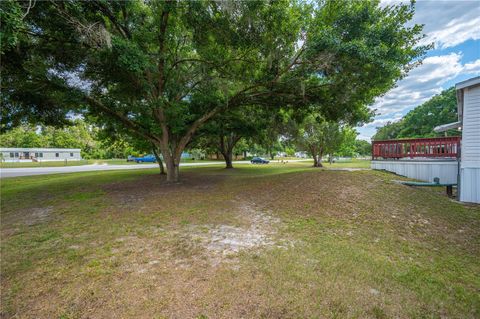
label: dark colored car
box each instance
[134,154,157,163]
[251,157,269,164]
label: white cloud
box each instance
[424,15,480,49]
[382,0,480,49]
[357,134,372,142]
[464,59,480,72]
[363,114,404,128]
[371,52,479,117]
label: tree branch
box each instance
[91,1,131,39]
[84,96,159,143]
[175,107,221,158]
[157,4,170,96]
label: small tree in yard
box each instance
[2,0,427,181]
[257,109,289,161]
[335,127,358,159]
[293,115,347,167]
[354,140,372,157]
[193,107,260,169]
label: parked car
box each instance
[251,157,269,164]
[127,155,136,162]
[134,154,157,163]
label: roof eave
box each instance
[433,121,462,133]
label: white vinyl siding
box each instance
[0,148,82,162]
[460,168,480,203]
[461,85,480,163]
[459,84,480,203]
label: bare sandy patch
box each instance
[187,202,285,266]
[24,206,54,226]
[1,206,55,231]
[108,200,288,273]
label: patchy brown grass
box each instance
[1,164,479,318]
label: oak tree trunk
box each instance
[222,150,234,169]
[157,140,181,183]
[311,147,323,168]
[313,153,323,167]
[219,134,241,169]
[152,147,166,175]
[164,155,180,182]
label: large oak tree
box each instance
[2,0,427,181]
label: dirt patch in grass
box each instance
[24,206,54,226]
[1,206,54,232]
[101,172,226,214]
[99,172,268,260]
[186,200,287,267]
[108,198,288,272]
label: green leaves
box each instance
[373,88,460,140]
[0,0,25,54]
[290,113,353,160]
[2,0,427,179]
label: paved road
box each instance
[0,160,310,178]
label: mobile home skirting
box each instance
[371,160,458,184]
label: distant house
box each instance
[0,148,82,162]
[295,151,308,158]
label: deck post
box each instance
[446,185,453,197]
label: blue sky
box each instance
[356,0,480,141]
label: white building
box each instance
[0,148,82,162]
[436,76,480,203]
[295,151,308,158]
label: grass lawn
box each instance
[0,158,227,168]
[0,159,139,168]
[0,158,369,169]
[1,163,479,318]
[323,158,371,169]
[0,159,94,168]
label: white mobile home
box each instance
[452,77,480,203]
[435,76,480,203]
[0,148,82,162]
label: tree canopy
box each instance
[2,0,427,181]
[373,87,460,140]
[194,106,263,168]
[289,115,341,167]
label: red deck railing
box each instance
[372,136,461,160]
